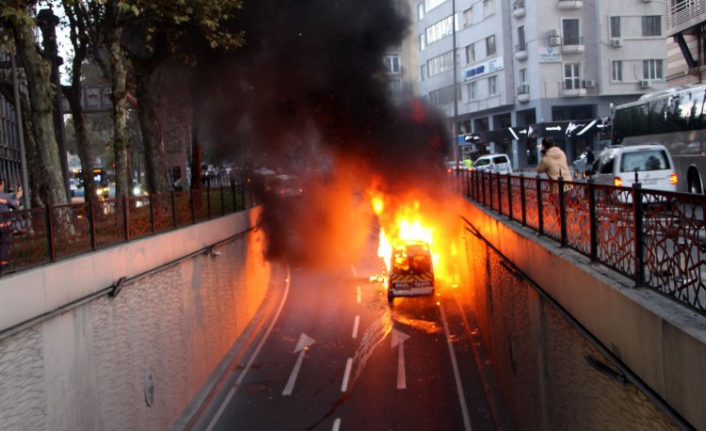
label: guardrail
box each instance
[0,178,257,276]
[459,170,706,315]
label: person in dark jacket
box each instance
[0,178,22,266]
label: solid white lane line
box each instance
[397,340,406,390]
[352,315,360,339]
[332,418,341,431]
[356,285,361,304]
[205,269,292,431]
[350,264,358,277]
[341,358,353,392]
[439,304,473,431]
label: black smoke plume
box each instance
[193,0,452,265]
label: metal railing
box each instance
[0,179,257,276]
[459,170,706,315]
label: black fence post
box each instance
[123,196,130,241]
[88,199,97,251]
[537,176,544,235]
[46,201,56,262]
[207,178,212,219]
[507,173,513,220]
[171,190,178,228]
[520,174,526,227]
[496,172,502,214]
[190,189,196,224]
[231,179,237,212]
[633,182,644,287]
[588,178,597,262]
[481,173,487,206]
[149,194,156,233]
[220,179,226,216]
[559,177,567,247]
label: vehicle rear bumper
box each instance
[390,286,434,297]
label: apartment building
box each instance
[665,0,706,85]
[416,0,668,167]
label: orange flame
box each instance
[369,184,463,290]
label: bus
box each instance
[611,83,706,194]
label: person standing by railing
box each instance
[0,179,22,267]
[536,137,572,181]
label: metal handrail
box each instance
[0,180,257,277]
[459,170,706,316]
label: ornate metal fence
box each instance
[461,170,706,315]
[0,181,256,276]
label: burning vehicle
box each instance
[384,240,435,303]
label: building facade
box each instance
[416,0,669,168]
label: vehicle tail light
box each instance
[614,177,623,187]
[670,172,678,185]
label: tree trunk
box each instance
[135,65,170,194]
[14,23,67,205]
[109,30,130,199]
[190,111,203,190]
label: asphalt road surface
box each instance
[191,238,498,431]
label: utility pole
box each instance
[37,8,70,203]
[451,0,459,166]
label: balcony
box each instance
[558,0,583,10]
[561,36,585,54]
[514,43,528,61]
[561,80,586,97]
[512,1,526,18]
[667,0,706,35]
[517,84,530,103]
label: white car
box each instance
[473,154,513,174]
[590,143,677,204]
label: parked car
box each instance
[590,143,677,204]
[473,154,513,174]
[265,174,303,197]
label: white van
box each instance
[473,154,513,174]
[590,144,677,192]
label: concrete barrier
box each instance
[0,208,273,431]
[460,199,706,430]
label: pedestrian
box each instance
[536,137,572,181]
[0,178,22,267]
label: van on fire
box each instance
[386,241,435,303]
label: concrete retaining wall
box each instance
[459,199,706,430]
[0,208,272,431]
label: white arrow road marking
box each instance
[352,315,360,338]
[391,329,410,389]
[282,333,316,396]
[350,264,358,277]
[356,285,361,304]
[332,418,341,431]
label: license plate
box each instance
[393,282,410,289]
[414,280,432,287]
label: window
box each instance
[387,79,402,94]
[611,60,623,81]
[483,0,495,17]
[420,64,427,81]
[486,35,496,56]
[417,3,425,20]
[488,76,498,95]
[516,26,526,52]
[564,63,581,90]
[383,55,400,73]
[643,59,663,80]
[419,34,426,51]
[428,84,458,106]
[563,19,580,45]
[463,7,473,27]
[425,16,454,45]
[424,0,446,13]
[426,51,454,78]
[642,16,661,36]
[519,68,527,85]
[467,81,477,100]
[610,16,621,38]
[466,43,475,63]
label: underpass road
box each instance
[193,253,496,431]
